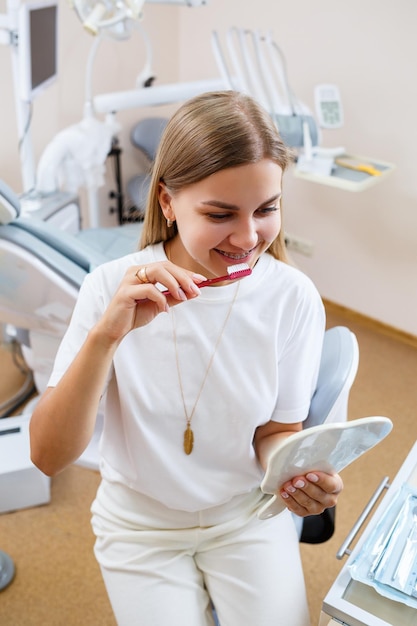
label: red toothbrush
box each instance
[162,262,252,294]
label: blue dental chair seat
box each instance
[296,324,359,544]
[305,325,359,430]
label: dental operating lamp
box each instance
[71,0,146,37]
[71,0,208,38]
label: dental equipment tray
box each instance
[294,153,395,192]
[349,483,417,609]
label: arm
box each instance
[254,420,343,517]
[254,419,303,472]
[30,326,118,476]
[30,260,205,476]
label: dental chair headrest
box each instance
[0,180,20,224]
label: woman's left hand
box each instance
[279,471,343,517]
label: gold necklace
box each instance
[171,283,240,454]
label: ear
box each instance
[158,182,175,222]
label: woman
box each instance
[30,91,342,626]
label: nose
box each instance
[229,217,258,250]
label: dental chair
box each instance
[297,323,359,543]
[0,178,142,476]
[126,117,168,216]
[0,180,143,398]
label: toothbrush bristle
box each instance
[226,263,252,279]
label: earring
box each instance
[167,218,174,228]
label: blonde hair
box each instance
[140,90,294,261]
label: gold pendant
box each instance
[183,425,194,455]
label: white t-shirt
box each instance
[49,243,325,511]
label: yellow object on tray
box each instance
[335,156,382,176]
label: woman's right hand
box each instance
[95,260,206,344]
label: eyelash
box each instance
[207,206,279,220]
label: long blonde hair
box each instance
[140,90,294,261]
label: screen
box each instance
[19,2,58,101]
[30,5,57,92]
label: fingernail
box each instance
[177,288,187,301]
[192,273,207,282]
[189,283,201,295]
[281,491,289,499]
[294,480,305,489]
[306,473,319,483]
[287,485,296,493]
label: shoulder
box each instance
[254,253,322,303]
[249,254,325,334]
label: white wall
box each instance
[1,0,416,336]
[178,0,417,337]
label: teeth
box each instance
[218,250,250,260]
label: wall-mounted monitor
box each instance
[18,1,58,102]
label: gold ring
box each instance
[135,266,150,284]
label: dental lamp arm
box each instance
[93,77,226,113]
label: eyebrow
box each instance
[201,194,281,211]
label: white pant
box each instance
[91,480,310,626]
